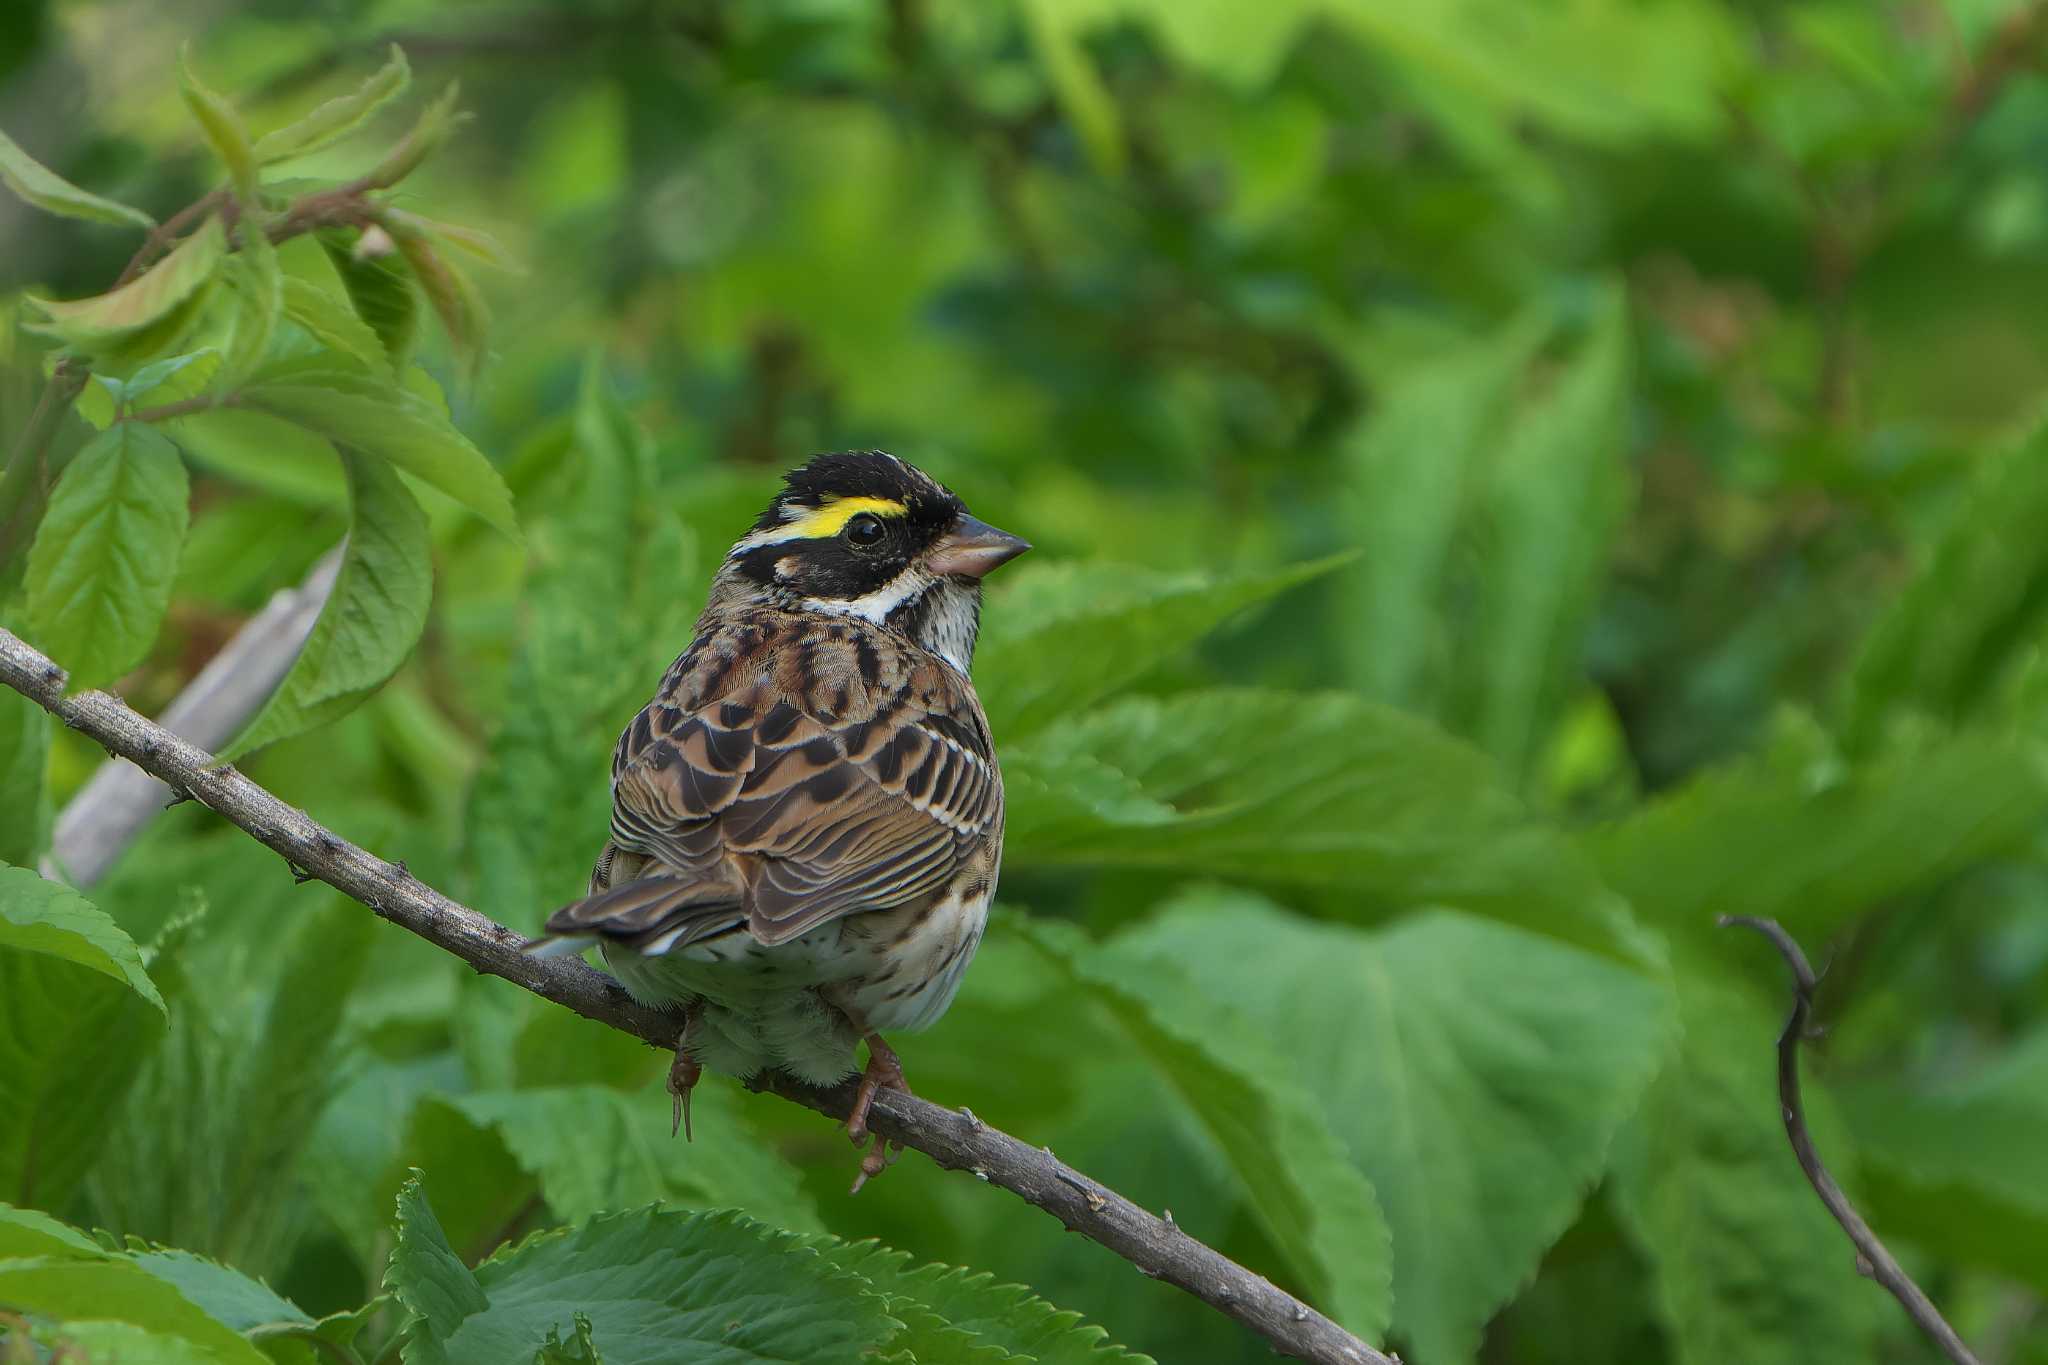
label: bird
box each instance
[531,451,1029,1189]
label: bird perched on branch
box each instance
[531,451,1028,1189]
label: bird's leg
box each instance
[845,1032,917,1194]
[845,1032,910,1145]
[668,1001,704,1141]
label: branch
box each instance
[0,624,1390,1365]
[44,549,341,888]
[1719,915,1983,1365]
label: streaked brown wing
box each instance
[606,614,1002,948]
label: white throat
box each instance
[801,571,981,675]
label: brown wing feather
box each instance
[590,609,1001,951]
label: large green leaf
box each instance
[1339,308,1551,709]
[254,45,411,164]
[84,897,372,1271]
[465,361,691,926]
[224,451,432,758]
[0,1258,267,1363]
[1454,284,1632,781]
[27,218,226,350]
[1836,1027,2048,1292]
[0,863,163,1009]
[0,691,48,867]
[386,1182,900,1365]
[1584,723,2048,948]
[240,365,516,536]
[1840,418,2048,748]
[0,1202,107,1258]
[0,926,162,1209]
[1117,890,1672,1364]
[0,127,154,228]
[26,1319,230,1364]
[1020,915,1393,1342]
[976,556,1346,737]
[1004,689,1650,963]
[1609,963,1882,1365]
[444,1085,822,1233]
[23,422,190,688]
[816,1239,1155,1365]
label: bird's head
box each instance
[712,451,1030,673]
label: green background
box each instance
[2,1,2047,1361]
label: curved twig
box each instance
[0,625,1390,1365]
[1719,914,1982,1365]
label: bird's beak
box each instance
[928,513,1031,579]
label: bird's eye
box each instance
[844,513,887,548]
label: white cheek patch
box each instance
[802,570,927,625]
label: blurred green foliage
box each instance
[3,0,2048,1360]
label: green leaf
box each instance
[386,1182,900,1365]
[0,864,164,1010]
[0,127,154,228]
[533,1314,602,1364]
[366,83,465,189]
[240,365,516,536]
[163,408,345,505]
[1840,417,2048,748]
[0,1258,267,1362]
[1455,285,1632,781]
[815,1239,1154,1365]
[384,1176,489,1345]
[1610,964,1881,1365]
[1118,890,1673,1365]
[0,915,162,1209]
[179,47,258,200]
[0,691,48,867]
[1339,308,1551,708]
[384,217,488,382]
[320,230,419,365]
[1005,689,1651,963]
[224,452,431,758]
[465,361,685,925]
[23,422,190,688]
[254,45,412,164]
[380,209,523,274]
[1836,1027,2048,1292]
[281,277,395,380]
[124,350,222,406]
[0,1202,107,1259]
[1584,723,2048,948]
[1019,915,1393,1342]
[219,226,283,390]
[34,1320,241,1364]
[976,556,1348,737]
[27,217,226,351]
[128,1249,312,1333]
[445,1085,822,1233]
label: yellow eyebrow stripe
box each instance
[781,496,907,538]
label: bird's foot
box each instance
[848,1133,905,1196]
[668,1005,704,1141]
[845,1033,911,1145]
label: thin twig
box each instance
[1719,914,1983,1365]
[0,624,1390,1365]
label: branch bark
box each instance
[1719,915,1982,1365]
[0,623,1391,1365]
[43,549,341,888]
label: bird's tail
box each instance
[529,874,745,957]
